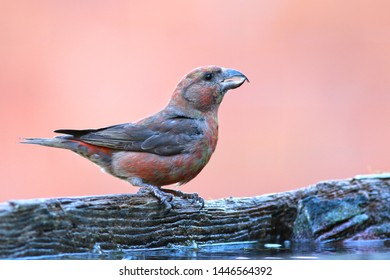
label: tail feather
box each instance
[21,137,70,149]
[21,137,113,168]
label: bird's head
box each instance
[169,66,249,114]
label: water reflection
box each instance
[119,240,390,260]
[18,239,390,260]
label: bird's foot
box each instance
[129,178,204,211]
[130,178,173,211]
[161,188,204,209]
[145,185,174,211]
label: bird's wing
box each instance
[55,116,203,156]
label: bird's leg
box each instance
[129,178,173,211]
[160,188,204,209]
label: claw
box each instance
[130,178,173,212]
[129,178,204,211]
[146,186,173,212]
[160,188,204,210]
[197,196,205,210]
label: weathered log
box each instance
[0,174,389,258]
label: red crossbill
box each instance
[23,66,248,209]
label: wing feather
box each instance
[55,116,203,156]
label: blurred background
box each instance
[1,0,389,202]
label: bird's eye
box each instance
[204,73,213,81]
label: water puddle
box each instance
[23,239,390,260]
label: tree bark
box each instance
[0,174,389,258]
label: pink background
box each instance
[1,0,389,202]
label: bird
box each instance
[22,65,249,209]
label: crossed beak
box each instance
[220,68,249,93]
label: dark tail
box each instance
[21,137,73,149]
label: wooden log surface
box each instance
[0,174,389,259]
